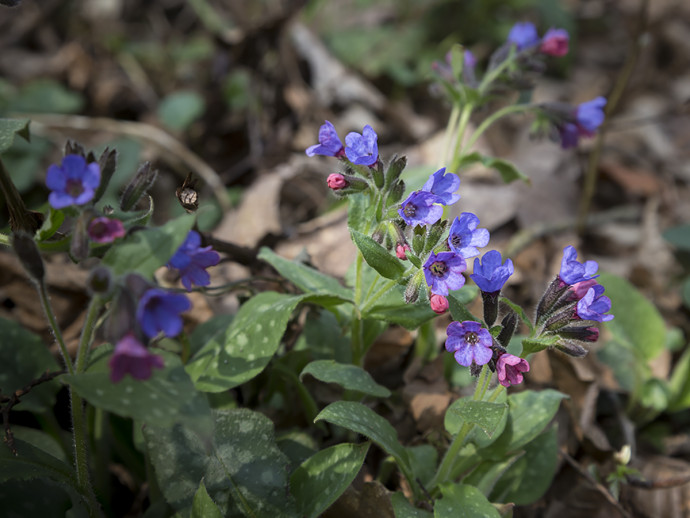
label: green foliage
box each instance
[435,483,500,518]
[191,480,223,518]
[157,91,206,132]
[6,79,84,114]
[300,360,391,397]
[351,229,407,280]
[445,392,508,449]
[458,152,530,184]
[391,492,433,517]
[0,117,30,153]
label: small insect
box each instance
[176,172,199,213]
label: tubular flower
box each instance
[109,333,164,383]
[398,191,444,227]
[423,251,466,296]
[167,230,220,291]
[344,125,379,166]
[422,167,460,205]
[558,97,607,149]
[576,285,614,322]
[46,154,101,209]
[306,120,345,158]
[136,288,191,338]
[447,213,490,259]
[540,28,569,56]
[507,22,539,50]
[470,250,514,293]
[496,353,530,387]
[445,321,493,367]
[558,245,599,285]
[88,217,125,243]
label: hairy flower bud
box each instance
[430,294,449,314]
[496,311,517,348]
[384,155,407,188]
[120,161,158,211]
[327,173,348,190]
[87,266,113,296]
[70,211,90,262]
[555,340,588,358]
[396,243,410,260]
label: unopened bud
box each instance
[327,173,348,190]
[371,161,384,189]
[93,147,118,203]
[558,325,599,342]
[496,311,517,348]
[430,294,449,314]
[481,290,499,327]
[385,180,405,206]
[12,232,44,282]
[70,211,90,262]
[87,266,113,296]
[554,340,588,358]
[120,161,158,211]
[404,271,425,304]
[396,243,410,260]
[385,155,407,188]
[536,276,568,325]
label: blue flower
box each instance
[576,97,606,133]
[345,125,378,166]
[470,250,513,293]
[108,333,164,383]
[448,213,490,259]
[398,191,444,226]
[576,285,613,322]
[422,167,460,205]
[167,230,220,291]
[507,22,539,50]
[136,288,191,338]
[559,246,599,285]
[464,50,476,70]
[306,120,344,158]
[445,320,493,367]
[46,154,101,209]
[423,251,466,296]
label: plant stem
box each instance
[440,104,461,168]
[448,103,474,173]
[460,103,533,156]
[75,297,102,374]
[38,280,75,376]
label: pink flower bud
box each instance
[430,294,449,314]
[568,279,597,300]
[396,243,410,260]
[540,28,569,57]
[327,173,348,190]
[88,217,126,243]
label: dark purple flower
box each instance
[576,285,613,322]
[398,191,444,227]
[507,22,539,50]
[306,120,344,158]
[46,154,101,209]
[88,217,125,243]
[344,125,378,166]
[470,250,513,293]
[167,231,220,291]
[559,245,599,285]
[445,320,493,367]
[137,288,191,338]
[558,97,607,149]
[422,167,460,205]
[423,251,466,296]
[448,213,490,259]
[109,333,164,383]
[540,28,569,56]
[496,353,530,387]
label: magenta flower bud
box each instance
[396,243,410,260]
[88,217,126,244]
[430,294,449,314]
[496,353,530,387]
[540,28,569,57]
[109,333,164,383]
[327,173,348,190]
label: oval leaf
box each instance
[192,480,223,518]
[300,360,390,397]
[435,483,500,518]
[351,229,406,280]
[0,118,30,153]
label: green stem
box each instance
[0,233,9,247]
[477,50,515,95]
[440,104,461,168]
[38,280,75,376]
[448,103,474,173]
[75,297,102,374]
[460,104,533,157]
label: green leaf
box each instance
[157,91,205,132]
[64,348,213,432]
[35,207,65,242]
[485,389,566,459]
[300,360,391,397]
[258,247,353,303]
[0,318,60,412]
[347,192,375,234]
[521,335,560,355]
[391,492,432,518]
[668,345,690,411]
[406,444,438,487]
[499,296,534,333]
[351,229,407,280]
[0,478,87,518]
[191,480,223,518]
[144,409,298,517]
[315,401,413,485]
[101,214,195,278]
[448,293,480,323]
[461,454,521,497]
[186,291,304,392]
[290,442,369,518]
[364,283,437,329]
[663,224,690,251]
[10,80,84,114]
[0,118,30,153]
[444,393,508,449]
[449,44,464,80]
[434,483,500,518]
[598,273,666,361]
[457,152,529,184]
[490,426,559,505]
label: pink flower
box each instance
[568,279,598,300]
[430,294,449,314]
[88,217,126,243]
[108,333,164,383]
[327,173,348,190]
[396,243,410,260]
[496,353,529,387]
[540,28,569,57]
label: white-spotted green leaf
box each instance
[144,408,298,518]
[0,118,30,153]
[351,229,407,280]
[435,483,500,518]
[391,492,433,518]
[314,401,414,486]
[191,480,223,518]
[186,291,304,392]
[101,213,195,278]
[444,392,508,449]
[300,360,390,398]
[406,444,438,487]
[290,442,369,518]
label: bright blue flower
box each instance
[448,213,490,259]
[507,22,539,50]
[46,154,101,209]
[576,97,607,133]
[422,167,460,205]
[577,285,613,322]
[109,333,164,383]
[445,320,493,367]
[398,191,444,226]
[306,120,344,158]
[559,245,599,285]
[470,250,513,293]
[136,288,191,338]
[423,251,466,296]
[167,230,220,291]
[345,125,378,166]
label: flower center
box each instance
[403,203,416,217]
[465,331,479,345]
[430,261,447,278]
[450,234,462,248]
[66,178,85,198]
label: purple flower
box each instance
[558,97,607,149]
[46,154,101,209]
[167,230,220,291]
[88,217,125,243]
[423,251,467,296]
[559,245,599,285]
[445,320,493,367]
[136,288,191,338]
[398,191,444,227]
[507,22,539,50]
[540,28,569,57]
[470,250,513,293]
[345,125,378,166]
[422,167,460,205]
[306,121,344,158]
[576,285,613,322]
[464,50,476,70]
[108,333,164,383]
[496,353,530,387]
[448,213,490,259]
